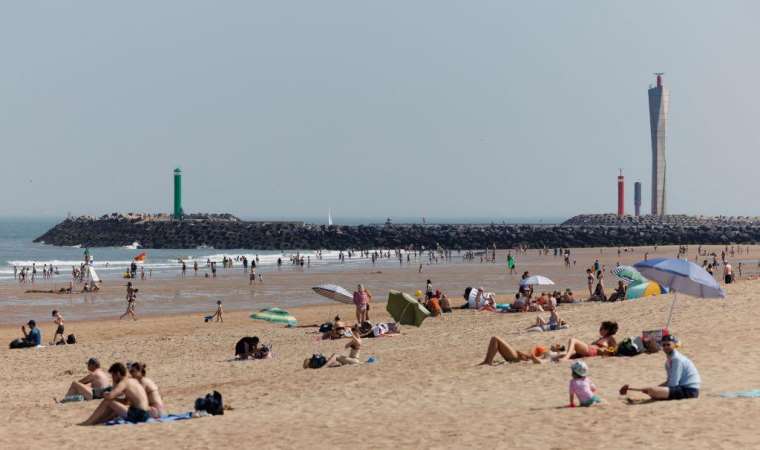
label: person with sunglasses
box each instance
[619,334,700,400]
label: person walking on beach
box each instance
[620,335,700,401]
[507,252,516,275]
[209,300,224,322]
[120,282,138,321]
[181,261,187,277]
[193,261,198,276]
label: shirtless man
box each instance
[80,362,151,425]
[62,358,111,401]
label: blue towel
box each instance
[720,390,760,398]
[104,412,194,426]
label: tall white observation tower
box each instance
[648,73,669,216]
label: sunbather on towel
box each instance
[129,362,166,418]
[527,310,566,331]
[79,363,151,425]
[479,337,565,365]
[62,358,111,401]
[306,330,362,368]
[559,321,618,361]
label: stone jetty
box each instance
[33,213,760,250]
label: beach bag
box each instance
[319,322,333,333]
[308,354,327,369]
[9,338,30,349]
[66,334,77,344]
[195,391,224,416]
[642,329,668,352]
[616,337,642,357]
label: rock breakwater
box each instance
[34,214,760,250]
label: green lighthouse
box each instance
[173,167,184,219]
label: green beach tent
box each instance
[386,290,430,327]
[250,307,297,326]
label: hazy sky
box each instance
[2,1,759,220]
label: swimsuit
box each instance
[92,386,112,399]
[126,406,150,423]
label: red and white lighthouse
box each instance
[617,169,624,216]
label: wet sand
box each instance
[0,244,757,449]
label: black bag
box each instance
[319,323,333,333]
[9,338,31,349]
[66,334,77,344]
[308,353,327,369]
[616,337,641,357]
[194,391,224,415]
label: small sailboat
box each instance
[328,208,333,226]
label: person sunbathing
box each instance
[527,310,566,331]
[79,363,151,425]
[559,321,618,361]
[61,358,111,401]
[479,337,565,365]
[129,362,165,419]
[305,332,362,368]
[607,281,627,302]
[322,315,353,340]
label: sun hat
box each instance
[571,360,588,377]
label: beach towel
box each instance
[527,324,569,332]
[720,390,760,398]
[104,412,194,426]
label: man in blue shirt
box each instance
[619,334,700,400]
[22,320,42,347]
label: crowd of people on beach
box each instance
[11,242,745,426]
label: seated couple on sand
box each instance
[79,362,165,425]
[234,336,271,360]
[460,287,497,311]
[479,321,618,365]
[424,289,452,316]
[304,332,362,369]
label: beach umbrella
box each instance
[386,290,430,327]
[625,281,666,300]
[633,258,725,327]
[312,284,353,304]
[250,308,297,326]
[519,275,555,286]
[612,265,647,285]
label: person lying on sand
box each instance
[619,335,700,401]
[129,362,165,418]
[527,310,566,331]
[305,331,362,368]
[61,358,111,402]
[479,337,565,365]
[559,321,618,361]
[322,315,353,340]
[79,363,151,425]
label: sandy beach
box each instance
[1,245,758,449]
